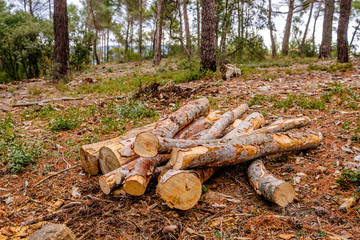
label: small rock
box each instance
[162,225,178,234]
[339,197,357,212]
[28,224,76,240]
[314,207,329,216]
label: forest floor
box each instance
[1,57,360,240]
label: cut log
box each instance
[80,123,155,175]
[172,131,322,170]
[156,168,216,210]
[80,138,121,175]
[133,111,262,158]
[247,159,295,207]
[222,119,243,135]
[28,224,76,240]
[98,138,137,174]
[222,112,265,139]
[175,110,222,139]
[152,97,210,138]
[196,104,249,140]
[99,154,169,194]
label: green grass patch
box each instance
[308,62,353,73]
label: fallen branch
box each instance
[32,164,81,188]
[13,97,84,107]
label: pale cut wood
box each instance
[172,131,322,170]
[99,154,169,194]
[247,159,295,207]
[196,104,249,140]
[156,168,216,210]
[80,138,121,175]
[175,110,223,139]
[222,112,265,139]
[80,123,155,175]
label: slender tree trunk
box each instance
[23,0,27,13]
[177,0,185,55]
[48,0,51,20]
[183,0,192,59]
[200,0,216,71]
[53,0,70,81]
[311,0,323,51]
[268,0,277,57]
[337,0,352,63]
[139,0,143,57]
[220,0,229,54]
[153,0,165,65]
[89,0,100,65]
[125,10,130,59]
[319,0,335,58]
[107,26,110,62]
[29,0,34,16]
[349,20,360,50]
[300,0,315,57]
[281,0,295,55]
[196,0,201,53]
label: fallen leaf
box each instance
[278,234,295,240]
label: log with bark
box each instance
[222,112,265,139]
[156,168,216,210]
[247,159,295,207]
[171,131,321,170]
[195,104,249,140]
[99,154,169,194]
[175,110,222,139]
[80,123,156,175]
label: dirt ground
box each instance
[1,58,360,239]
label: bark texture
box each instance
[200,0,216,71]
[53,0,69,81]
[268,0,277,57]
[28,224,76,240]
[222,112,264,139]
[281,0,295,55]
[196,104,249,140]
[157,168,216,210]
[319,0,335,59]
[247,159,295,207]
[172,131,321,170]
[175,111,222,139]
[300,0,315,57]
[337,0,352,63]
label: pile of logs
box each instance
[80,97,321,210]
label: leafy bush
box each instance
[50,117,80,131]
[115,101,158,122]
[337,169,360,187]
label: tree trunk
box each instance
[300,0,315,57]
[53,0,70,81]
[175,111,222,139]
[48,0,51,20]
[177,0,185,55]
[172,131,321,170]
[268,0,277,57]
[196,104,249,140]
[29,0,34,16]
[183,0,192,59]
[281,0,295,55]
[153,0,165,65]
[139,0,143,57]
[157,168,216,210]
[337,0,352,63]
[125,9,130,59]
[319,0,335,59]
[200,0,216,71]
[89,1,100,65]
[222,112,264,139]
[247,159,295,207]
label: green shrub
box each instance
[337,169,360,187]
[7,141,43,173]
[249,94,265,106]
[50,116,80,131]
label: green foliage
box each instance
[50,117,80,131]
[295,95,326,110]
[273,94,295,111]
[227,33,267,62]
[0,114,42,172]
[249,94,265,106]
[308,63,353,73]
[0,9,53,82]
[115,101,158,122]
[337,169,360,187]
